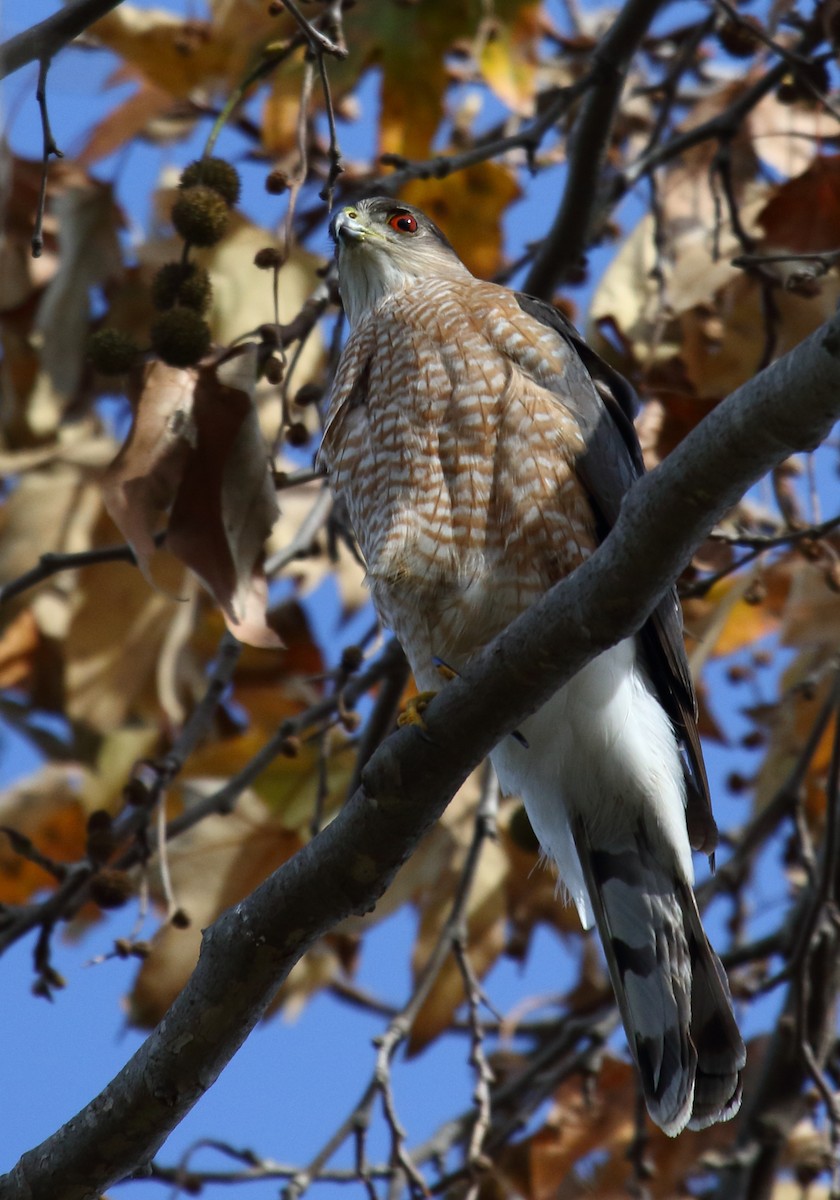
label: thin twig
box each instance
[622,17,825,193]
[0,537,161,606]
[713,0,840,123]
[274,0,347,59]
[31,57,63,257]
[376,74,594,190]
[700,665,840,909]
[316,45,345,207]
[0,632,242,959]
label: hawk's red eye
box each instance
[389,212,418,234]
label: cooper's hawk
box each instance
[318,197,745,1136]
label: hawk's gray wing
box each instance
[515,292,716,856]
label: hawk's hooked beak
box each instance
[331,208,375,246]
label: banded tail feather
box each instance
[575,821,745,1136]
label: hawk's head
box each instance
[330,197,469,324]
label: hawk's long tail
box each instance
[574,819,745,1136]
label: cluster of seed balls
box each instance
[88,158,241,373]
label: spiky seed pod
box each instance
[150,308,212,367]
[179,157,241,207]
[254,246,284,269]
[263,355,284,384]
[776,61,830,105]
[88,329,140,375]
[285,421,310,446]
[151,262,213,314]
[265,169,290,195]
[171,185,229,247]
[717,16,761,58]
[90,868,134,910]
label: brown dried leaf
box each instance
[502,799,582,962]
[30,182,124,434]
[167,350,281,646]
[753,652,834,825]
[101,361,196,579]
[89,5,273,101]
[684,559,793,664]
[0,610,40,689]
[0,457,107,648]
[128,790,303,1025]
[182,720,355,835]
[79,79,176,166]
[759,155,840,254]
[408,832,508,1053]
[102,350,281,647]
[134,216,325,439]
[0,155,61,315]
[749,91,840,177]
[781,561,840,648]
[64,536,188,731]
[506,1050,745,1199]
[265,474,368,614]
[0,765,89,904]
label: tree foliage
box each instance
[1,0,840,1197]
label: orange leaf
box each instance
[759,155,840,253]
[0,609,40,689]
[401,162,520,281]
[0,766,88,904]
[479,4,542,116]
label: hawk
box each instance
[318,197,745,1136]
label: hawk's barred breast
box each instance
[322,277,597,680]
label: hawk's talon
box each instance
[398,690,438,729]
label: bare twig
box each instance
[377,74,595,191]
[712,0,840,123]
[0,536,162,606]
[680,512,840,599]
[264,483,333,575]
[700,665,840,910]
[203,35,307,159]
[31,57,63,258]
[0,632,242,959]
[273,0,347,60]
[622,16,826,194]
[347,643,410,797]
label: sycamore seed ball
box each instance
[151,308,212,367]
[171,185,229,247]
[179,157,241,207]
[88,329,140,375]
[151,262,213,314]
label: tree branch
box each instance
[0,0,124,80]
[4,313,840,1200]
[523,0,665,297]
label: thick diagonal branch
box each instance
[0,0,123,79]
[523,0,665,297]
[4,314,840,1200]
